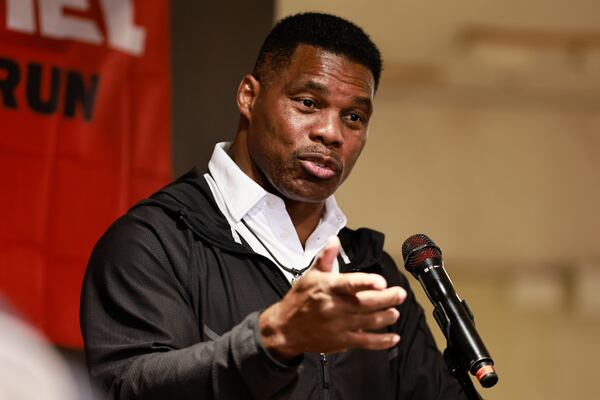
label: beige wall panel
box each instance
[338,90,600,268]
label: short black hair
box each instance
[253,12,382,90]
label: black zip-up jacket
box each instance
[80,168,466,399]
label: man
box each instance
[81,12,466,399]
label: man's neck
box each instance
[284,199,325,247]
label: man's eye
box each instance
[302,99,316,108]
[348,113,362,122]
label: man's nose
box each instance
[309,111,344,147]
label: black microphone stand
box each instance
[434,303,484,400]
[443,345,483,400]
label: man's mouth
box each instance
[297,153,341,180]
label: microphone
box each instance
[401,234,498,388]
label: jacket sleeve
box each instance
[80,214,300,399]
[380,252,468,400]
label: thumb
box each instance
[313,236,340,273]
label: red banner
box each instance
[0,0,171,348]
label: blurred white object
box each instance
[0,308,78,400]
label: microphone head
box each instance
[401,233,442,273]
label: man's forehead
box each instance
[289,44,373,74]
[283,45,376,96]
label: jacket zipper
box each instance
[320,353,330,399]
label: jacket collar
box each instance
[132,168,385,272]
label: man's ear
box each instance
[236,74,261,119]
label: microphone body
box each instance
[402,235,498,388]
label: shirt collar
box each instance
[208,142,267,222]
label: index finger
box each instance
[330,272,388,295]
[355,286,407,311]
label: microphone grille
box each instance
[401,234,442,272]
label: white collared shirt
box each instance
[204,142,349,283]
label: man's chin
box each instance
[277,181,339,204]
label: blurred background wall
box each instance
[171,2,273,175]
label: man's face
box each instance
[239,44,375,204]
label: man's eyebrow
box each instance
[352,96,373,113]
[287,79,330,94]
